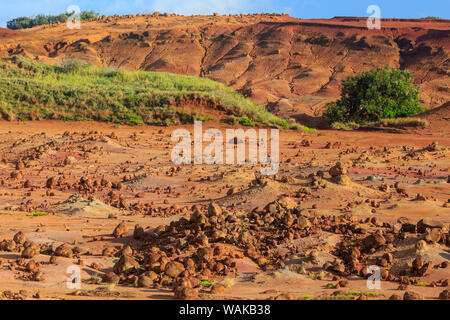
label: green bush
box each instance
[325,67,423,125]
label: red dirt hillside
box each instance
[1,14,448,121]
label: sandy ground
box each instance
[0,120,448,300]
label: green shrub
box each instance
[239,116,255,127]
[325,66,423,125]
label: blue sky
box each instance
[0,0,448,27]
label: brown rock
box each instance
[26,260,41,273]
[113,222,128,238]
[425,228,442,243]
[211,284,227,294]
[13,231,26,245]
[137,275,153,288]
[174,287,198,300]
[165,261,185,278]
[329,162,347,176]
[22,246,39,259]
[208,202,222,216]
[54,244,73,258]
[274,292,298,300]
[363,233,386,249]
[439,289,450,300]
[297,216,312,229]
[403,291,422,300]
[417,218,444,233]
[102,272,120,284]
[113,255,139,274]
[133,224,145,240]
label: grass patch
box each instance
[330,121,360,131]
[199,280,213,287]
[26,211,48,217]
[415,282,427,287]
[40,249,53,255]
[0,55,299,129]
[326,283,337,289]
[302,295,314,300]
[82,277,101,285]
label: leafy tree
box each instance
[7,11,99,30]
[324,66,423,124]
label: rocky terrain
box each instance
[0,14,449,124]
[0,119,448,300]
[0,13,448,301]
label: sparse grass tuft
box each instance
[27,211,48,217]
[369,117,428,128]
[330,121,360,130]
[331,117,427,130]
[415,282,427,287]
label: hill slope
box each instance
[1,14,449,122]
[0,55,296,128]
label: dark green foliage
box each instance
[325,66,423,124]
[7,11,98,30]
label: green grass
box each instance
[26,210,48,216]
[415,282,427,287]
[40,249,53,255]
[199,280,218,287]
[82,277,101,284]
[0,55,300,129]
